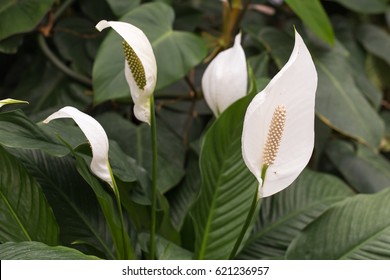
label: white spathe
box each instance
[0,98,28,108]
[202,33,248,117]
[43,106,113,188]
[96,20,157,125]
[242,30,317,198]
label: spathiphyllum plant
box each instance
[96,19,159,259]
[202,33,248,117]
[229,29,317,259]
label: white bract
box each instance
[0,98,28,108]
[202,33,248,117]
[242,30,317,198]
[43,106,113,188]
[96,20,157,125]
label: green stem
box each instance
[37,35,92,86]
[150,97,158,260]
[229,183,261,259]
[110,168,135,260]
[229,164,267,259]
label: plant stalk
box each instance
[150,97,158,259]
[229,183,261,259]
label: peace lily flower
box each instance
[43,106,113,189]
[0,98,28,108]
[202,33,248,117]
[96,20,157,125]
[242,30,317,198]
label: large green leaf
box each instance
[168,149,201,231]
[106,0,140,17]
[0,146,59,245]
[0,0,55,40]
[12,148,116,259]
[357,24,390,66]
[74,153,135,260]
[0,110,68,156]
[93,2,207,104]
[0,242,99,260]
[314,44,384,148]
[326,139,390,193]
[287,188,390,259]
[285,0,335,45]
[330,0,388,14]
[238,170,354,259]
[191,95,258,260]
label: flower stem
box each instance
[229,183,261,259]
[110,168,135,260]
[150,97,158,260]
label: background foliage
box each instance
[0,0,390,259]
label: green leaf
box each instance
[0,146,59,245]
[106,0,140,17]
[97,112,185,193]
[192,95,258,260]
[168,149,201,231]
[287,188,390,259]
[325,140,390,193]
[0,0,55,40]
[0,110,69,156]
[12,148,116,259]
[357,24,390,67]
[314,43,384,148]
[330,0,388,14]
[93,2,207,104]
[239,170,354,259]
[0,242,100,260]
[74,153,134,260]
[285,0,335,45]
[138,233,192,260]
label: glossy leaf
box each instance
[0,242,100,260]
[239,170,354,259]
[93,2,207,104]
[106,0,140,17]
[0,110,69,156]
[0,146,59,245]
[285,0,335,45]
[326,140,390,193]
[192,95,258,260]
[357,24,390,66]
[287,189,390,259]
[0,0,55,40]
[12,148,116,259]
[314,45,384,148]
[330,0,388,14]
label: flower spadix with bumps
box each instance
[43,106,114,189]
[202,33,248,117]
[96,20,157,125]
[242,30,317,198]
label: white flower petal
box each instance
[0,98,28,108]
[96,20,157,124]
[43,106,113,188]
[242,30,317,197]
[202,33,248,116]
